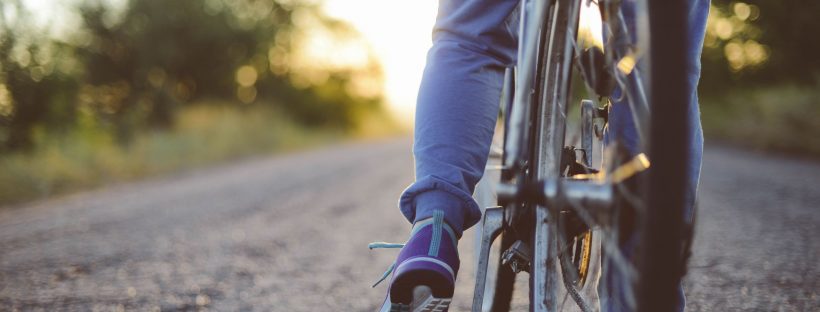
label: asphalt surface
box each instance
[0,138,817,311]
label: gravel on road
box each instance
[0,139,817,311]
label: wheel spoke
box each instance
[564,196,638,283]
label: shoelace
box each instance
[368,242,405,287]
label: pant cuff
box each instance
[399,176,482,237]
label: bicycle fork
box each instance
[471,207,505,312]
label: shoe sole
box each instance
[385,286,451,312]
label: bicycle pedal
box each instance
[501,240,532,273]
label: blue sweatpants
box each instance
[399,0,707,308]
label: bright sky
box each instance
[321,0,438,127]
[321,0,601,127]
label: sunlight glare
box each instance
[322,1,604,128]
[321,0,438,127]
[579,1,604,49]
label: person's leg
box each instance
[601,0,709,311]
[607,0,708,208]
[400,0,519,237]
[378,1,520,310]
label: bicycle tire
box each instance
[529,0,582,311]
[636,0,692,310]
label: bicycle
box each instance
[470,0,696,311]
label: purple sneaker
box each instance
[371,210,459,312]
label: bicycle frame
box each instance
[471,0,651,311]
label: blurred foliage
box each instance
[0,2,80,150]
[699,0,820,157]
[0,103,346,205]
[701,0,820,94]
[0,0,385,151]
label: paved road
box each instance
[0,139,817,311]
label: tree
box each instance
[0,1,79,150]
[0,0,384,150]
[700,0,820,94]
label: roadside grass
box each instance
[6,85,810,206]
[0,101,400,206]
[700,84,820,157]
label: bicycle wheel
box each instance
[594,0,695,310]
[523,0,695,311]
[528,0,586,310]
[636,0,693,310]
[491,0,603,309]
